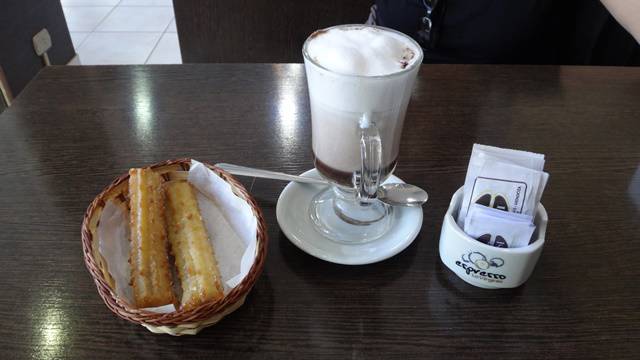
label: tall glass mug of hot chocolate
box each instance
[303,24,423,243]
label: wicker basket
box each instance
[81,159,268,335]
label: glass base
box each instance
[309,186,393,244]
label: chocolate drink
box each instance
[314,157,398,187]
[303,25,422,186]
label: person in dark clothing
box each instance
[366,0,640,65]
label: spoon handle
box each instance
[215,163,329,186]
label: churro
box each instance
[165,180,224,310]
[128,168,175,308]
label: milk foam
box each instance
[306,26,419,76]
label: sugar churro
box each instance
[128,168,175,308]
[165,180,224,310]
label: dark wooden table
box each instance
[0,64,638,359]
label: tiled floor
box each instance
[62,0,182,65]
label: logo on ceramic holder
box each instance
[455,251,506,281]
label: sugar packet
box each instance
[464,204,536,248]
[457,144,549,226]
[472,144,545,172]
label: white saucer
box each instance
[276,169,423,265]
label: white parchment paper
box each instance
[97,160,258,312]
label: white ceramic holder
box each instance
[439,187,548,289]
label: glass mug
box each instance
[302,25,423,243]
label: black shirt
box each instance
[374,0,639,65]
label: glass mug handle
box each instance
[355,112,382,203]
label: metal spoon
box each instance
[216,163,428,207]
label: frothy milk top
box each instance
[306,26,419,76]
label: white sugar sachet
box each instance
[472,144,545,171]
[458,144,549,226]
[464,204,536,248]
